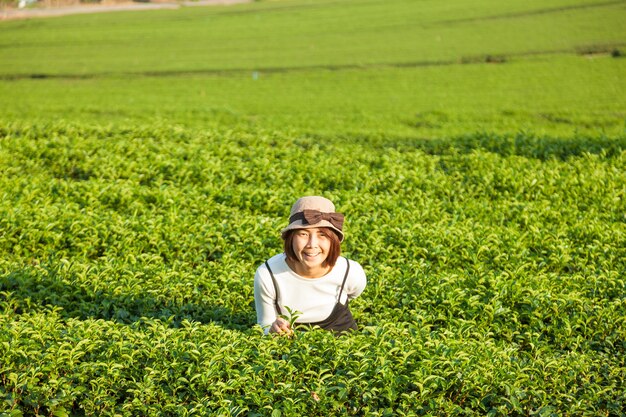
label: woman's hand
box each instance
[269,317,293,336]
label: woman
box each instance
[254,196,367,335]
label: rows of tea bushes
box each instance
[1,123,625,416]
[2,0,625,140]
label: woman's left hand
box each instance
[269,317,293,336]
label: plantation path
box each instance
[0,0,251,20]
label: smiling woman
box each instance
[254,196,367,335]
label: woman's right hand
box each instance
[269,317,293,336]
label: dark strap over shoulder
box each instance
[308,258,357,333]
[265,261,282,316]
[265,258,350,316]
[337,257,350,303]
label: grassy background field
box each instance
[1,0,625,138]
[1,0,625,415]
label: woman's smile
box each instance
[290,228,331,277]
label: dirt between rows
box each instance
[1,0,251,20]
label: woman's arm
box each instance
[253,267,278,334]
[346,260,367,300]
[254,265,294,335]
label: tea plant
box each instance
[0,0,625,138]
[1,0,625,414]
[1,123,625,415]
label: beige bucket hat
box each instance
[281,196,345,242]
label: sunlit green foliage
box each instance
[1,0,625,415]
[1,0,624,75]
[0,0,625,138]
[1,123,625,415]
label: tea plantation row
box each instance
[1,123,625,416]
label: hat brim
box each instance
[281,220,344,242]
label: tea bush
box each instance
[1,123,625,416]
[1,0,625,139]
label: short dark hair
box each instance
[283,227,342,268]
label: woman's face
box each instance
[291,227,331,273]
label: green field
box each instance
[1,0,625,138]
[1,0,625,415]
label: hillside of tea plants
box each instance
[1,0,625,138]
[1,123,625,416]
[1,0,626,415]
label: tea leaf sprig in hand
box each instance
[280,306,302,333]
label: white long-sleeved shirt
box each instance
[254,253,367,333]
